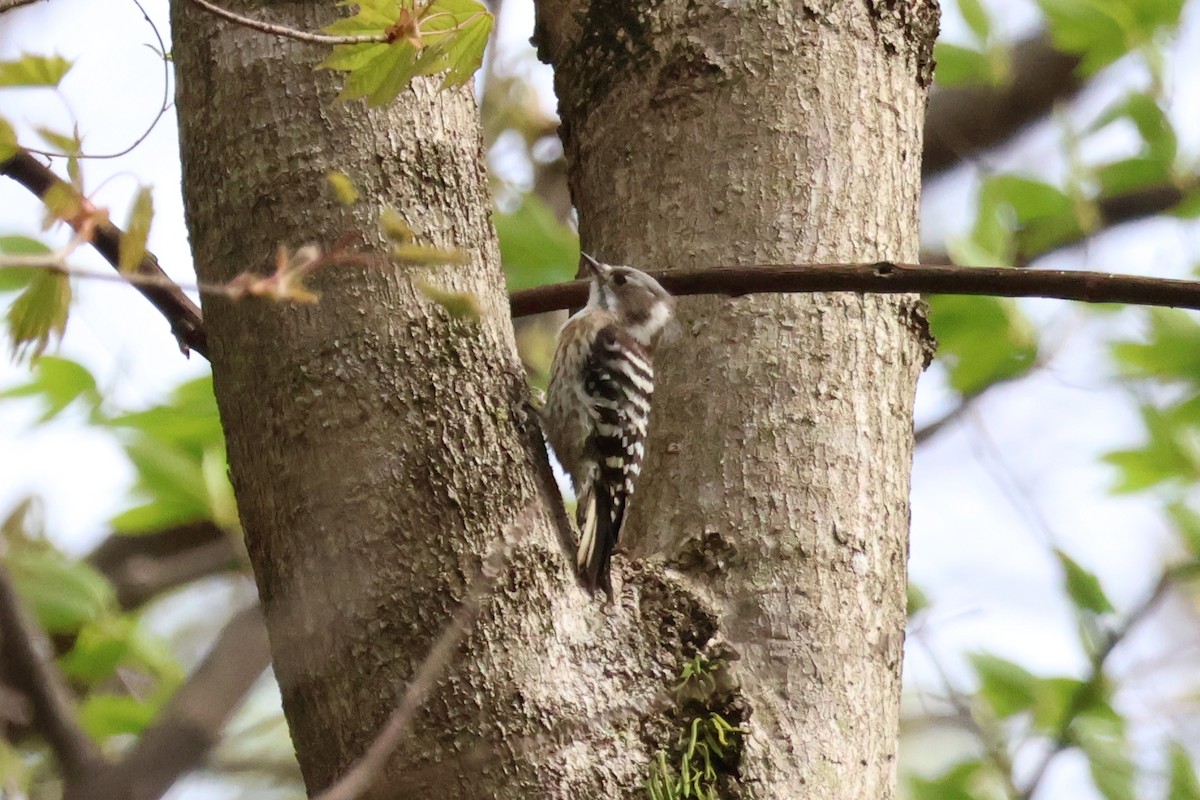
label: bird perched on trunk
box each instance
[543,253,676,595]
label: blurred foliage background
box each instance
[3,0,1200,798]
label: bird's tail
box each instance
[575,484,620,597]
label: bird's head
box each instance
[582,253,677,349]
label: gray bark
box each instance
[169,2,700,798]
[536,1,938,796]
[171,0,935,796]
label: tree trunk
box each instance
[171,0,936,795]
[536,1,938,796]
[168,2,574,794]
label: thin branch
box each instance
[186,0,389,45]
[0,149,208,358]
[0,565,101,784]
[81,604,273,800]
[924,34,1083,177]
[86,522,241,611]
[1017,563,1200,800]
[312,508,532,800]
[910,631,1021,798]
[8,144,1200,360]
[914,402,968,446]
[510,261,1200,318]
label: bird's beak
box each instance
[580,252,610,282]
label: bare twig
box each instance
[910,632,1021,798]
[312,509,532,800]
[0,565,101,784]
[914,403,969,446]
[81,604,273,800]
[23,0,173,162]
[0,149,208,357]
[186,0,389,45]
[510,261,1200,318]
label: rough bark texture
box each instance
[170,3,716,797]
[172,0,935,795]
[536,1,937,797]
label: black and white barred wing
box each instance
[576,324,654,593]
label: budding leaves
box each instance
[0,53,72,88]
[120,187,154,275]
[320,0,493,106]
[1,237,71,360]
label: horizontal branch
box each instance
[86,522,242,610]
[924,34,1083,177]
[509,261,1200,318]
[6,141,1200,357]
[0,149,208,358]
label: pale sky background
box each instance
[2,0,1200,797]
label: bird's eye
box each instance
[613,272,628,286]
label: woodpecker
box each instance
[543,253,676,595]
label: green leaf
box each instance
[0,53,72,87]
[7,268,71,360]
[419,0,493,88]
[0,356,98,422]
[907,584,930,617]
[104,377,234,533]
[59,616,140,684]
[1100,93,1177,164]
[908,759,987,800]
[494,195,579,291]
[120,187,154,274]
[79,693,159,739]
[1173,185,1200,219]
[1168,743,1200,800]
[36,126,81,156]
[0,235,50,292]
[970,653,1038,718]
[978,175,1081,257]
[1112,309,1200,383]
[60,615,183,687]
[1089,94,1177,195]
[106,376,223,453]
[1096,157,1171,196]
[933,42,994,87]
[416,280,482,321]
[6,549,115,634]
[0,116,17,162]
[927,295,1038,396]
[391,242,467,265]
[1056,550,1115,614]
[958,0,991,41]
[1037,0,1185,74]
[1030,676,1089,732]
[320,0,493,105]
[327,171,359,205]
[1075,713,1135,800]
[1168,502,1200,559]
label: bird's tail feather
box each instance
[576,486,618,596]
